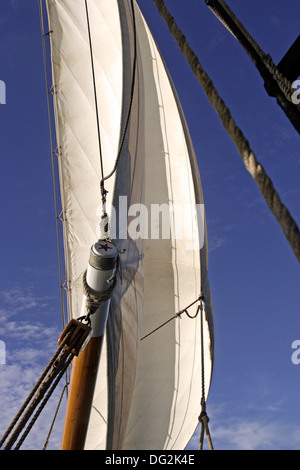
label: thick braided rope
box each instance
[152,0,300,262]
[83,269,117,312]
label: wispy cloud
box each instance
[0,360,65,450]
[188,414,300,450]
[0,284,66,449]
[187,388,300,451]
[213,418,300,450]
[212,419,279,450]
[0,285,52,314]
[208,235,226,252]
[207,221,235,252]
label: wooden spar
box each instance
[61,335,103,450]
[61,240,118,450]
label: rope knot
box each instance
[198,410,209,424]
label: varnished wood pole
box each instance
[61,240,118,449]
[61,335,104,450]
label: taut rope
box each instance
[152,0,300,263]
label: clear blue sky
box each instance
[0,0,299,450]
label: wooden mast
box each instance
[61,335,104,450]
[61,240,117,450]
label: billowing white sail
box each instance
[45,0,214,450]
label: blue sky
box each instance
[0,0,299,450]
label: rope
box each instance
[100,0,137,187]
[42,383,68,450]
[141,294,214,448]
[81,268,117,323]
[198,296,213,450]
[78,247,120,326]
[39,0,67,328]
[85,0,137,218]
[140,294,214,448]
[206,0,294,102]
[0,320,91,450]
[200,299,206,415]
[140,296,202,341]
[199,413,214,450]
[85,0,104,183]
[152,0,300,263]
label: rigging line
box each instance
[140,296,201,341]
[199,299,205,409]
[0,324,73,449]
[1,320,91,450]
[42,383,68,450]
[84,0,104,183]
[204,0,300,135]
[152,0,300,263]
[84,0,137,213]
[13,355,73,450]
[39,0,67,328]
[198,296,214,450]
[205,0,294,102]
[101,0,137,186]
[0,325,69,449]
[198,412,214,450]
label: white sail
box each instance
[45,0,214,450]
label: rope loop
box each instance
[83,269,117,310]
